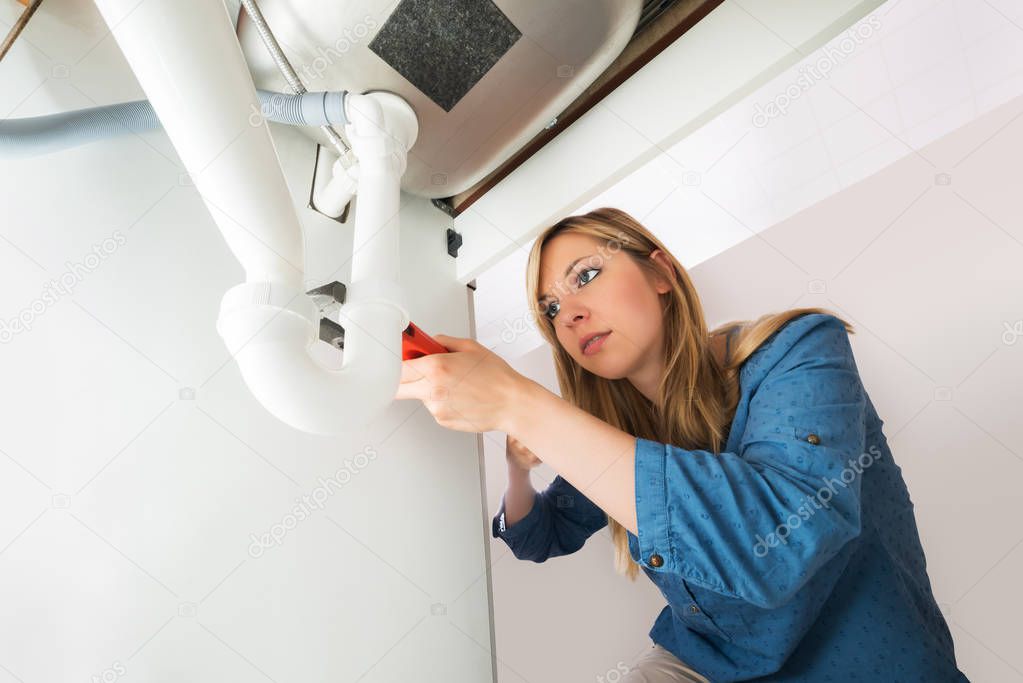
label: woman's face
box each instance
[537,232,673,380]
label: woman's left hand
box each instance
[394,334,528,434]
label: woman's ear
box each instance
[648,249,675,294]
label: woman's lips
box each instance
[582,331,611,356]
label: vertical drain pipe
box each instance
[92,0,418,434]
[92,0,302,286]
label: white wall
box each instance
[0,1,495,680]
[481,57,1023,683]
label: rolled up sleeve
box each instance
[492,474,609,562]
[632,315,867,609]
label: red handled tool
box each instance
[402,321,449,360]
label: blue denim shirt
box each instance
[492,313,968,682]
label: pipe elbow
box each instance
[216,281,403,435]
[343,92,419,174]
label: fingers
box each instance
[395,358,430,401]
[399,357,429,384]
[394,380,423,401]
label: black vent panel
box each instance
[368,0,522,112]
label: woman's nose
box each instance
[558,300,588,327]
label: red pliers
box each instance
[401,321,449,360]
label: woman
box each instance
[395,207,968,682]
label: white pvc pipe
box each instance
[92,0,303,285]
[93,0,417,435]
[343,92,416,285]
[312,157,359,218]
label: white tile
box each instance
[915,92,1023,171]
[896,56,974,128]
[805,82,862,129]
[825,42,897,106]
[821,108,897,166]
[880,0,961,87]
[769,169,843,223]
[964,22,1023,95]
[644,187,760,268]
[950,0,1016,47]
[975,67,1023,112]
[753,131,834,197]
[698,159,771,221]
[855,89,908,136]
[666,118,751,175]
[742,84,822,164]
[580,153,690,216]
[903,94,978,149]
[877,0,955,36]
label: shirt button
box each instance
[648,553,664,567]
[689,604,700,614]
[806,433,821,445]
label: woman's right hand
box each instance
[506,435,542,471]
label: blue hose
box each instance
[0,89,347,158]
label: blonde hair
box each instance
[525,207,854,580]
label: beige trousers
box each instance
[621,642,712,683]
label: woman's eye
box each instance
[544,300,560,320]
[576,268,599,286]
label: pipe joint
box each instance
[343,92,418,174]
[339,278,410,332]
[216,280,319,353]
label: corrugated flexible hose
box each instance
[0,89,347,158]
